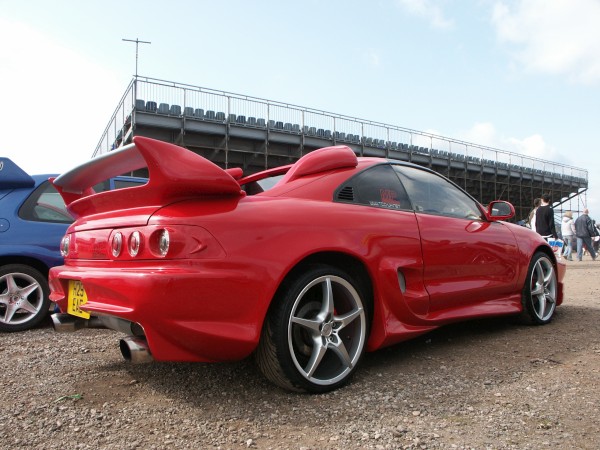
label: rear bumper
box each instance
[49,263,267,362]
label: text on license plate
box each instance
[68,280,90,319]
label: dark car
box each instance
[0,158,145,332]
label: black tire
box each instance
[520,252,557,325]
[0,264,50,332]
[255,264,370,393]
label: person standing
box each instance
[534,194,558,240]
[575,208,598,261]
[593,220,600,253]
[527,198,541,231]
[561,210,575,261]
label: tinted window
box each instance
[19,181,73,224]
[393,165,483,220]
[243,175,284,195]
[93,179,146,192]
[93,180,110,192]
[113,179,145,190]
[335,164,411,211]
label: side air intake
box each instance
[337,186,355,202]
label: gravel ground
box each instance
[1,259,599,449]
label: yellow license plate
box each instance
[67,280,90,319]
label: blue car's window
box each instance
[18,181,73,224]
[92,178,145,192]
[335,164,411,211]
[393,165,483,220]
[113,179,145,190]
[92,180,111,192]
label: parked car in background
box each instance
[49,137,566,393]
[0,158,145,332]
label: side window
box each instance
[393,165,483,220]
[335,164,411,211]
[18,181,73,224]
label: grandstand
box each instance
[95,76,588,222]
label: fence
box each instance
[94,76,588,185]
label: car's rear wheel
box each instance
[521,252,557,324]
[0,264,50,332]
[256,264,369,393]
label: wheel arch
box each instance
[0,256,51,279]
[535,244,555,263]
[270,251,374,321]
[516,244,557,283]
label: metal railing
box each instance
[94,76,588,185]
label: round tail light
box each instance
[157,229,170,257]
[128,231,141,257]
[111,232,123,257]
[60,235,70,257]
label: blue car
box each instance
[0,158,145,332]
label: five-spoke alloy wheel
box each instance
[256,264,369,393]
[521,252,557,324]
[0,264,50,332]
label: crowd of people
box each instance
[526,195,599,261]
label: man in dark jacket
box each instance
[575,208,598,261]
[534,194,558,240]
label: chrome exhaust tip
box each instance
[119,336,153,364]
[51,313,104,332]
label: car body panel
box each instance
[1,173,68,270]
[417,213,520,312]
[48,137,565,362]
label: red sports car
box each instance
[49,137,565,393]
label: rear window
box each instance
[19,181,72,223]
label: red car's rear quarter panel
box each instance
[154,195,424,314]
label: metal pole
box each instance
[122,38,151,146]
[122,38,151,78]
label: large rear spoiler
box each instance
[53,136,244,219]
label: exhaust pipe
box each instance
[51,313,104,332]
[119,336,154,364]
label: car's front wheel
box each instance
[256,264,369,393]
[0,264,50,332]
[521,252,557,324]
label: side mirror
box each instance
[487,200,515,221]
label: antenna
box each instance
[122,38,151,78]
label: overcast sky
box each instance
[1,0,599,214]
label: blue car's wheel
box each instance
[0,264,50,332]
